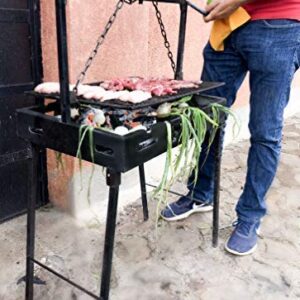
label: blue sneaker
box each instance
[225,220,260,256]
[160,195,213,222]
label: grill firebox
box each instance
[18,94,225,172]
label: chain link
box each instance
[152,0,177,75]
[73,0,125,93]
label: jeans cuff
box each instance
[187,192,212,205]
[237,214,261,224]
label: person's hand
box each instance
[204,0,248,22]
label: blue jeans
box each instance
[189,19,300,223]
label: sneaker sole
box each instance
[224,239,258,256]
[161,205,213,222]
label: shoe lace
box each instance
[177,196,193,206]
[232,219,254,236]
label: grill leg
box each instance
[139,165,149,221]
[100,169,121,300]
[212,129,222,248]
[25,144,39,300]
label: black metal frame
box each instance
[21,0,224,299]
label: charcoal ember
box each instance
[140,117,157,130]
[77,107,106,127]
[109,114,124,129]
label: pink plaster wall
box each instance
[68,2,209,81]
[40,0,299,208]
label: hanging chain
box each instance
[73,0,177,93]
[152,0,177,75]
[73,0,125,94]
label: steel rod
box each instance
[146,182,213,205]
[25,145,38,300]
[212,128,222,247]
[146,182,187,199]
[139,0,180,3]
[32,259,100,299]
[186,0,208,16]
[139,165,149,221]
[55,0,71,123]
[175,0,188,80]
[100,170,121,300]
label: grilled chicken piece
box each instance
[118,90,131,102]
[34,82,59,93]
[128,90,151,103]
[34,82,76,94]
[101,91,120,101]
[82,87,106,100]
[78,85,102,96]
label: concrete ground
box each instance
[1,113,300,300]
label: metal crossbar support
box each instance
[146,182,188,198]
[31,259,100,300]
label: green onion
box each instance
[153,97,238,223]
[76,124,95,203]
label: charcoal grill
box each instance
[17,1,226,300]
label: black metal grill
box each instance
[17,1,224,300]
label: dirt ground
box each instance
[1,114,300,300]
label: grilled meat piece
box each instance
[99,77,201,96]
[34,82,75,94]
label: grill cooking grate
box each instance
[27,81,224,110]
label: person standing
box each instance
[161,0,300,256]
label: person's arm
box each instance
[204,0,251,22]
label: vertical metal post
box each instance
[29,0,43,87]
[138,165,149,221]
[55,0,71,123]
[175,0,188,80]
[212,128,222,247]
[100,169,121,300]
[29,0,49,205]
[25,144,39,300]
